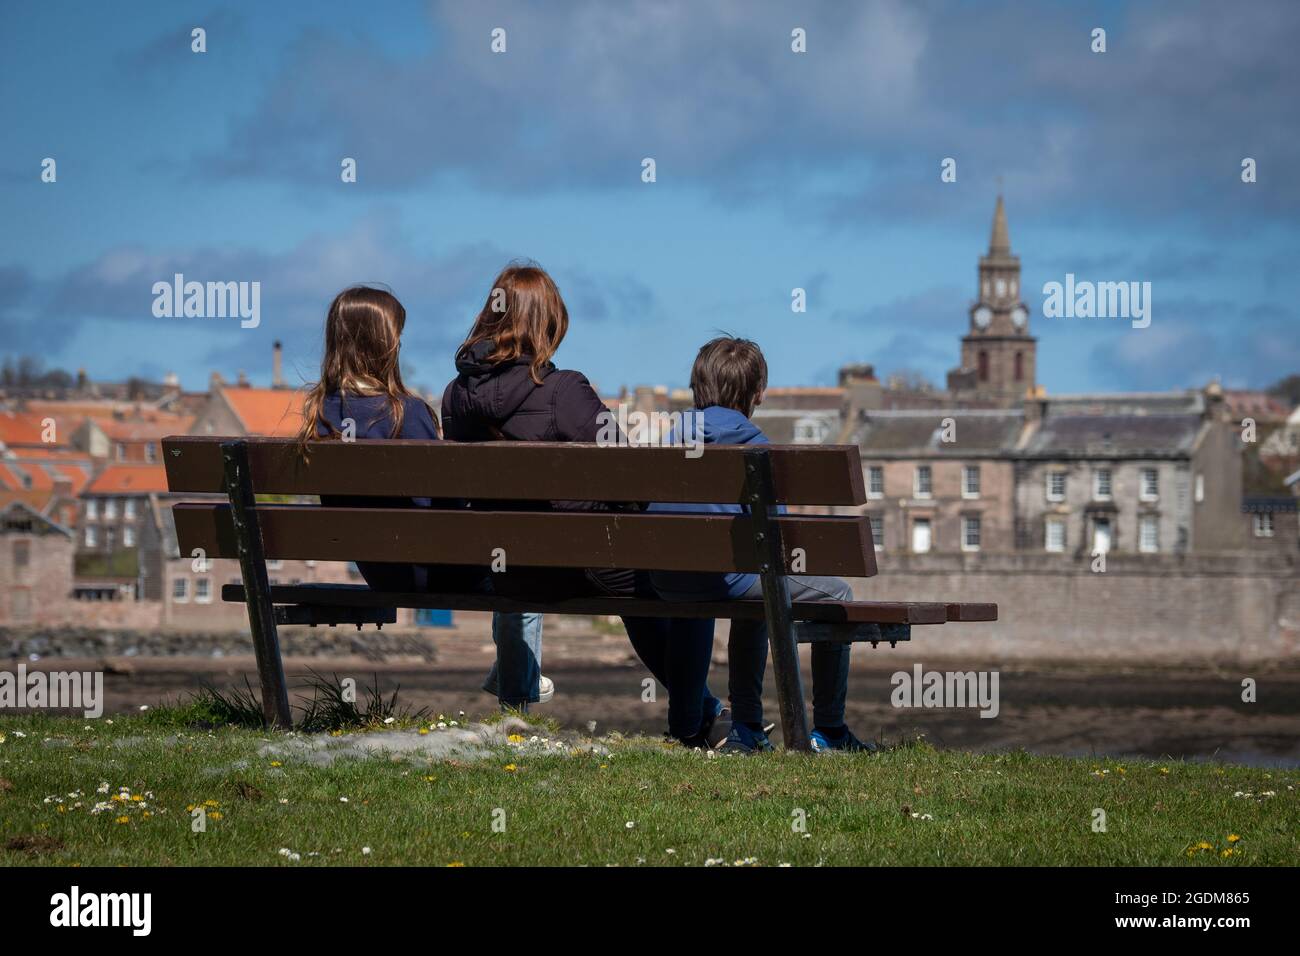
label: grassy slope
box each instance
[1,710,1296,867]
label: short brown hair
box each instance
[689,336,768,417]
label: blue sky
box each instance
[2,0,1297,397]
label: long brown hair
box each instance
[297,286,430,450]
[458,261,569,385]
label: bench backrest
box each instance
[163,437,877,578]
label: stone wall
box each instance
[851,551,1299,662]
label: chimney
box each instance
[236,370,249,388]
[838,364,882,421]
[209,371,225,392]
[272,341,284,388]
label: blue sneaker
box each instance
[810,727,878,753]
[717,723,775,755]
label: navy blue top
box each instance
[316,393,439,441]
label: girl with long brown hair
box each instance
[297,285,481,595]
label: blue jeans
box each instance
[481,612,544,708]
[727,575,853,728]
[623,616,721,740]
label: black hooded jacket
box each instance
[440,339,608,444]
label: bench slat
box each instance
[945,602,999,622]
[177,504,878,577]
[222,583,948,624]
[162,436,867,506]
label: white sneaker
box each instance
[537,675,555,704]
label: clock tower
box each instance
[951,195,1036,405]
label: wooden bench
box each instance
[162,436,997,750]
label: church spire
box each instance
[989,194,1010,255]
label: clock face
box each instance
[1011,305,1028,329]
[973,306,992,329]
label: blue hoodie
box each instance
[648,405,781,600]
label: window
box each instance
[1195,474,1205,503]
[13,540,30,568]
[85,498,98,520]
[978,351,989,382]
[116,443,127,461]
[962,465,981,499]
[195,578,212,603]
[961,515,981,552]
[911,518,932,553]
[146,442,158,463]
[1253,513,1275,538]
[995,278,1007,298]
[793,416,829,444]
[1140,468,1159,502]
[124,498,136,520]
[105,528,116,550]
[1045,517,1065,552]
[84,526,97,547]
[914,465,932,499]
[1093,469,1112,501]
[870,515,884,551]
[1014,352,1024,381]
[171,578,189,602]
[123,526,136,548]
[1046,470,1067,502]
[1092,518,1112,555]
[867,466,884,499]
[1139,515,1159,553]
[103,498,117,520]
[267,559,284,571]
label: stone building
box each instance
[1014,389,1244,556]
[0,501,74,625]
[850,410,1023,554]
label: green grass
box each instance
[1,709,1296,867]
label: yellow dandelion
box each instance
[503,764,517,773]
[1159,767,1170,775]
[204,799,220,807]
[209,811,223,820]
[1221,848,1235,857]
[131,795,144,802]
[423,776,436,782]
[142,812,152,819]
[57,805,67,813]
[448,861,464,867]
[1197,841,1212,850]
[418,729,429,736]
[507,734,525,743]
[1227,834,1241,843]
[270,761,283,767]
[186,804,197,812]
[115,816,130,825]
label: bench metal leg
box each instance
[221,440,292,730]
[744,448,811,753]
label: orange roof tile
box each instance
[0,410,53,446]
[98,416,194,441]
[85,464,170,495]
[221,387,306,437]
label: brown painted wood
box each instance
[162,436,867,506]
[176,503,878,577]
[944,602,999,622]
[221,583,950,624]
